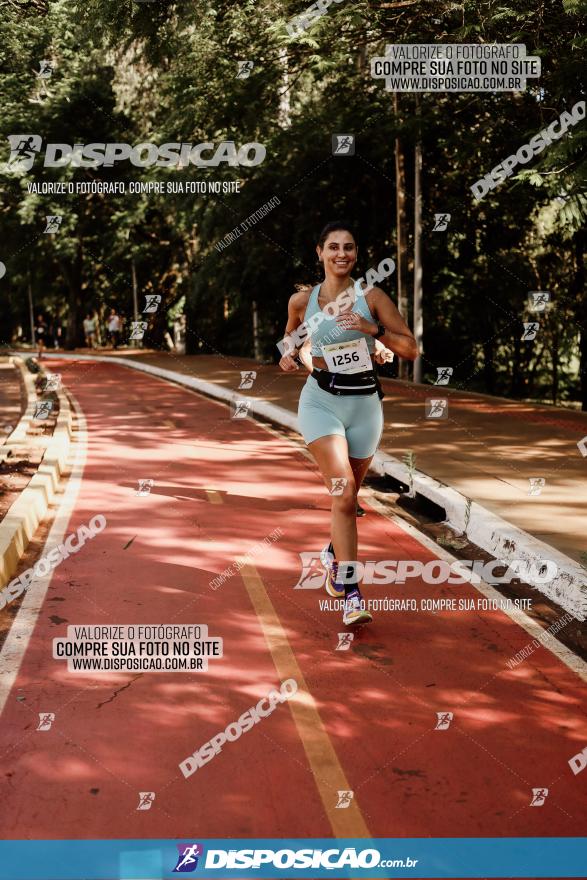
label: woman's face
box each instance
[317,230,357,278]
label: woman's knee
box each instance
[331,481,357,516]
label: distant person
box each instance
[35,314,47,360]
[92,310,102,347]
[48,319,62,349]
[107,309,121,349]
[83,313,96,349]
[173,315,186,354]
[53,320,63,349]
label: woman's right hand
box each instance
[279,354,300,372]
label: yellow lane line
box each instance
[240,561,371,839]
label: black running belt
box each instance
[312,368,384,398]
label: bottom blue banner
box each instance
[0,838,585,879]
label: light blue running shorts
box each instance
[297,373,383,459]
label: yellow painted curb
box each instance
[0,356,37,458]
[0,358,74,588]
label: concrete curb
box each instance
[0,358,74,588]
[368,453,586,619]
[0,357,38,457]
[31,351,587,620]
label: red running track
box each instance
[0,359,586,852]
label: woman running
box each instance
[279,221,418,626]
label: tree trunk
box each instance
[394,93,410,380]
[252,300,260,361]
[511,334,522,397]
[413,97,423,384]
[27,273,35,346]
[570,230,586,409]
[278,48,291,128]
[527,343,544,399]
[63,241,83,349]
[551,322,559,405]
[483,338,495,394]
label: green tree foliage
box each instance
[0,0,585,406]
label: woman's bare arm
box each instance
[297,337,313,372]
[279,289,311,372]
[368,288,419,361]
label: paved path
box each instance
[0,358,585,856]
[109,351,587,565]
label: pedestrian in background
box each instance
[83,313,96,349]
[35,314,47,360]
[107,309,121,349]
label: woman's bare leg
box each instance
[349,456,373,498]
[307,435,373,623]
[307,434,357,564]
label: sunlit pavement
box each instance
[1,359,586,844]
[115,350,587,565]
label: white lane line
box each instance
[364,492,587,683]
[0,392,88,715]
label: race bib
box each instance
[321,338,372,374]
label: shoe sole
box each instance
[344,610,373,626]
[321,546,345,598]
[325,576,345,598]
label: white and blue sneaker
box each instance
[320,544,345,598]
[343,587,373,626]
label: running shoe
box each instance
[343,587,373,626]
[320,544,345,598]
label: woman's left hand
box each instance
[374,345,394,365]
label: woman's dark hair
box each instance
[316,220,357,249]
[293,220,358,291]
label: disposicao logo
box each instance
[2,136,266,172]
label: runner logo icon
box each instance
[293,552,326,589]
[435,712,453,730]
[329,477,348,496]
[238,371,257,390]
[530,788,548,806]
[44,215,62,234]
[130,321,148,340]
[425,398,448,419]
[43,373,62,392]
[143,294,161,313]
[332,134,355,155]
[336,790,354,808]
[233,400,251,419]
[136,479,154,497]
[434,367,453,385]
[528,291,550,312]
[432,213,451,231]
[236,60,254,78]
[33,401,54,420]
[136,791,155,811]
[37,60,54,79]
[528,477,545,496]
[336,632,354,651]
[37,712,55,731]
[5,134,42,170]
[173,843,204,872]
[522,321,539,341]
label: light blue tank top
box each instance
[303,279,376,357]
